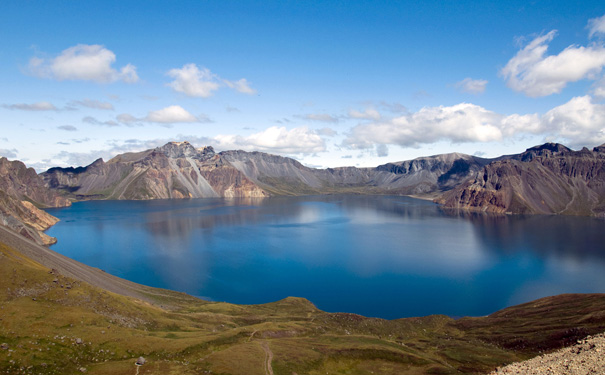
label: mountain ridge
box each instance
[436,142,605,216]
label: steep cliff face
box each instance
[436,143,605,216]
[221,150,490,196]
[0,158,70,245]
[42,142,267,200]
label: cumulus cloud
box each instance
[29,44,139,83]
[2,101,59,111]
[112,106,206,125]
[343,97,605,151]
[69,99,114,110]
[541,95,605,147]
[501,31,605,97]
[348,108,381,120]
[167,63,256,97]
[145,105,199,123]
[454,78,488,94]
[213,126,326,154]
[58,125,77,131]
[588,14,605,38]
[343,103,510,149]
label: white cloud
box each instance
[2,101,58,111]
[454,78,488,94]
[343,96,605,151]
[541,95,605,147]
[145,105,199,123]
[348,108,381,120]
[29,44,139,83]
[116,114,138,125]
[298,113,340,123]
[588,14,605,38]
[213,126,326,154]
[69,99,114,110]
[167,64,220,98]
[83,116,119,127]
[343,103,507,149]
[501,31,605,97]
[224,78,257,95]
[316,127,338,136]
[58,125,78,131]
[167,63,256,97]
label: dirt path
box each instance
[260,341,274,375]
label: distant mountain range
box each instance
[1,140,604,244]
[42,141,491,199]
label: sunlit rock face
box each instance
[221,150,491,196]
[436,143,605,216]
[0,157,70,245]
[42,142,268,200]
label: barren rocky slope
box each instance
[42,141,267,200]
[0,157,70,245]
[489,333,605,374]
[436,143,605,216]
[221,149,491,196]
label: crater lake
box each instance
[45,195,605,319]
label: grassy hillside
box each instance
[1,237,605,375]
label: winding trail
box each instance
[260,341,274,375]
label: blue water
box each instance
[45,195,605,319]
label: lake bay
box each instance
[45,195,605,319]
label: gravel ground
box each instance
[489,333,605,375]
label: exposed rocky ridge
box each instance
[221,149,490,196]
[0,157,70,245]
[436,143,605,216]
[42,141,267,200]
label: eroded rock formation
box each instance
[42,142,267,200]
[0,157,70,245]
[436,143,605,216]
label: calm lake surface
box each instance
[45,195,605,319]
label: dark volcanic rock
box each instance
[436,143,605,216]
[0,157,70,245]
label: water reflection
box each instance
[46,196,605,319]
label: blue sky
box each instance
[1,0,605,171]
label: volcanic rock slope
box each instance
[436,143,605,216]
[0,157,70,245]
[43,141,492,200]
[221,149,491,196]
[42,142,267,200]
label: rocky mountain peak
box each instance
[154,142,216,161]
[156,141,198,159]
[518,142,572,162]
